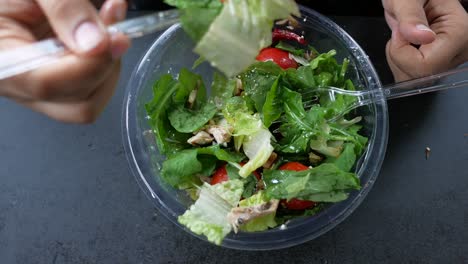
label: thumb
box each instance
[36,0,109,56]
[387,0,436,45]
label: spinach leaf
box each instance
[211,71,235,109]
[262,77,283,127]
[168,69,217,133]
[198,155,218,177]
[168,102,217,133]
[275,203,325,225]
[197,145,245,163]
[161,149,202,187]
[283,66,316,91]
[173,68,201,104]
[161,145,245,188]
[240,61,282,113]
[275,41,305,56]
[325,143,356,172]
[145,74,190,155]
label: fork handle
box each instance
[0,10,179,80]
[0,39,67,80]
[382,65,468,99]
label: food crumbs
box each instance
[425,147,431,160]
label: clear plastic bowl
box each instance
[122,6,389,250]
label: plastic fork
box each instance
[0,9,179,80]
[299,66,468,122]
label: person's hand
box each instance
[383,0,468,81]
[0,0,130,123]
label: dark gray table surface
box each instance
[1,14,467,264]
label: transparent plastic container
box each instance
[122,6,389,250]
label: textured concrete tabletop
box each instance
[1,14,467,264]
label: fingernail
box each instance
[416,24,435,34]
[74,22,105,52]
[114,1,127,21]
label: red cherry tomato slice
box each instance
[210,164,228,185]
[282,198,317,210]
[256,48,298,69]
[211,163,261,185]
[278,161,309,171]
[279,162,316,210]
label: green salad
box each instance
[145,0,368,245]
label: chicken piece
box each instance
[308,151,323,165]
[227,199,279,233]
[262,152,278,169]
[206,119,233,145]
[234,78,243,96]
[187,80,201,109]
[187,89,197,109]
[187,131,214,146]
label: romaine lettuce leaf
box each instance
[178,180,244,245]
[194,0,300,76]
[164,0,223,41]
[263,163,360,202]
[164,0,222,9]
[239,128,274,178]
[222,95,274,177]
[225,163,258,198]
[222,96,263,136]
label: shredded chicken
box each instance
[275,16,299,27]
[198,175,211,184]
[187,90,197,109]
[287,15,299,28]
[275,18,289,25]
[187,131,214,146]
[263,152,278,169]
[234,78,243,96]
[227,199,279,233]
[206,119,233,145]
[187,80,201,109]
[308,152,323,164]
